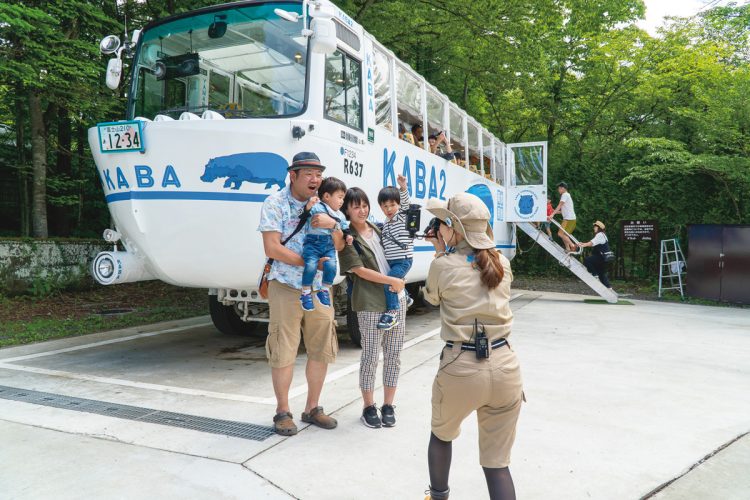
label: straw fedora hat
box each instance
[426,192,495,250]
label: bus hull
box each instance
[88,117,516,295]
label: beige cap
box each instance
[593,220,605,230]
[426,192,495,250]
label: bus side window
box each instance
[468,122,480,174]
[373,48,392,132]
[449,107,465,167]
[482,131,493,179]
[427,89,445,153]
[396,64,423,148]
[324,50,363,130]
[494,142,505,185]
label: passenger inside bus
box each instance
[452,151,466,167]
[399,123,415,145]
[428,132,455,160]
[411,124,424,148]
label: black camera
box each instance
[405,204,422,238]
[425,217,441,238]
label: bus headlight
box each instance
[97,257,115,279]
[92,251,155,285]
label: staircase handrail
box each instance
[547,217,584,255]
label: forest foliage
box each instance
[0,0,748,275]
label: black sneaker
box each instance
[381,404,396,427]
[361,404,381,428]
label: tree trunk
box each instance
[15,92,31,236]
[76,122,86,231]
[28,90,48,238]
[49,107,73,235]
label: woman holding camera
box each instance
[423,193,523,500]
[338,187,408,429]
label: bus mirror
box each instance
[100,35,121,55]
[105,58,123,90]
[208,15,227,39]
[310,17,337,54]
[274,8,300,23]
[131,29,142,46]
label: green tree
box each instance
[0,1,121,237]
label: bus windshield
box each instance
[129,2,307,120]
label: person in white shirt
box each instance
[549,181,577,252]
[578,220,615,293]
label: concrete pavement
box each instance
[0,291,748,499]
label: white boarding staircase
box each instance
[516,221,619,304]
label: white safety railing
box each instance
[547,218,583,255]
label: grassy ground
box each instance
[1,276,745,349]
[0,281,206,348]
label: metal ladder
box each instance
[658,239,687,298]
[517,221,618,303]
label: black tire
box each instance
[405,282,426,310]
[208,295,267,337]
[346,294,362,348]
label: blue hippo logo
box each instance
[200,152,287,190]
[513,189,539,218]
[518,194,534,215]
[466,184,494,228]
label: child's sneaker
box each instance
[377,313,398,330]
[316,289,331,307]
[299,292,314,311]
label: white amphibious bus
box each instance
[89,0,552,340]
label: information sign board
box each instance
[621,220,658,242]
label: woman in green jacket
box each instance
[339,187,407,429]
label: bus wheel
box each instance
[208,295,267,337]
[346,295,362,348]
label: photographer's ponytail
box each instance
[473,248,504,289]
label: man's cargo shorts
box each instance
[266,280,338,368]
[431,342,524,468]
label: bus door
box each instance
[316,43,366,181]
[504,142,547,222]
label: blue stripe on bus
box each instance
[105,191,269,203]
[103,192,516,250]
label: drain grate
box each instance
[0,385,275,441]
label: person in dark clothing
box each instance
[578,220,615,293]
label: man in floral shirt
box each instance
[259,152,346,436]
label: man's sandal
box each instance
[301,406,338,429]
[273,412,298,436]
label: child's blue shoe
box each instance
[377,313,399,330]
[316,289,331,307]
[300,292,315,311]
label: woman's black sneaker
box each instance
[381,404,396,427]
[361,404,382,428]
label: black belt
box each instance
[445,338,507,351]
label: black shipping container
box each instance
[687,224,750,304]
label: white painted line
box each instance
[0,294,525,404]
[286,325,444,400]
[0,362,276,405]
[0,322,213,363]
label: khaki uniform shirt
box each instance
[338,222,387,313]
[423,241,513,342]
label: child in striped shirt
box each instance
[376,174,414,330]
